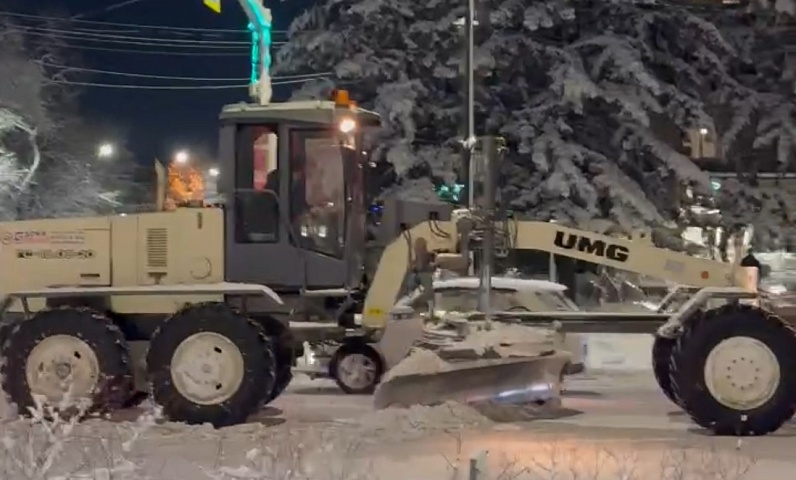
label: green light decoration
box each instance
[246,0,272,85]
[436,183,464,203]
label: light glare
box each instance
[97,143,115,158]
[174,150,189,164]
[339,118,356,134]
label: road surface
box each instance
[2,370,795,479]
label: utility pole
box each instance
[463,0,476,208]
[477,136,502,322]
[456,0,478,276]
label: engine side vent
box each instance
[146,227,168,269]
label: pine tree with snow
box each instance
[275,0,795,250]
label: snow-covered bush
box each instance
[0,389,160,480]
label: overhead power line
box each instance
[0,10,288,34]
[39,61,332,83]
[71,0,152,20]
[31,44,255,56]
[13,24,253,45]
[43,63,249,82]
[49,76,330,90]
[14,28,251,49]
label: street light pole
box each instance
[463,0,476,209]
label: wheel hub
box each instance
[338,354,376,390]
[704,336,780,410]
[170,332,245,406]
[25,335,100,407]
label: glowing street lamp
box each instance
[97,143,115,158]
[174,150,190,165]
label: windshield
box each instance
[291,129,346,257]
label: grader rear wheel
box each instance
[146,303,276,427]
[669,304,796,436]
[1,307,133,417]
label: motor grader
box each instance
[0,92,794,435]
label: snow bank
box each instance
[381,347,450,382]
[329,401,492,444]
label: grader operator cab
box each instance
[0,93,387,426]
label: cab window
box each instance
[234,125,280,243]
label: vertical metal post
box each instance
[477,136,499,322]
[464,0,476,208]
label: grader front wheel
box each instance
[669,305,796,436]
[651,335,679,406]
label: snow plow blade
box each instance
[373,352,570,410]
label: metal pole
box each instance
[463,0,477,277]
[478,136,499,322]
[464,0,476,208]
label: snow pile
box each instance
[446,323,558,358]
[329,401,492,444]
[381,347,450,382]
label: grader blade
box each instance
[373,352,570,409]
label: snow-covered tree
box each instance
[0,17,123,221]
[276,0,796,250]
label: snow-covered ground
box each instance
[2,371,796,479]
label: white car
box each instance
[395,276,587,374]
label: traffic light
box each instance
[435,183,464,203]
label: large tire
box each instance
[146,303,275,427]
[669,304,796,436]
[1,307,133,417]
[268,364,293,402]
[329,342,384,394]
[652,334,678,406]
[257,316,293,403]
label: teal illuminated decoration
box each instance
[246,0,272,85]
[436,183,464,203]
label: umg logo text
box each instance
[553,231,630,263]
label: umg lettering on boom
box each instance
[553,231,630,262]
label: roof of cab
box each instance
[219,100,381,126]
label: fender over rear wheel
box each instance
[652,334,679,406]
[669,304,796,436]
[329,342,384,394]
[1,307,133,417]
[146,303,275,427]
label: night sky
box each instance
[14,0,311,164]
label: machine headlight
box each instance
[339,117,357,133]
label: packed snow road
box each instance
[2,371,796,479]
